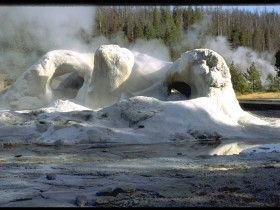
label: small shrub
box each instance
[3,78,14,88]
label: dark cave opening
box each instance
[51,72,85,99]
[167,81,192,99]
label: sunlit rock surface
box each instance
[86,45,134,109]
[0,50,94,110]
[0,46,266,125]
[163,49,264,125]
[0,45,278,154]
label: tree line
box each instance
[230,48,280,95]
[91,6,280,94]
[1,6,280,94]
[92,6,280,59]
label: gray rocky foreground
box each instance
[0,110,279,208]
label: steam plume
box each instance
[0,6,96,79]
[0,6,276,85]
[179,14,276,83]
[204,36,276,83]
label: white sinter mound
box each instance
[0,45,279,155]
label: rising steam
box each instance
[204,36,276,83]
[0,6,96,79]
[0,6,276,84]
[178,14,276,83]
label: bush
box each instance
[3,78,14,88]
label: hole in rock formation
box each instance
[50,65,84,100]
[167,81,191,99]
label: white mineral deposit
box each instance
[0,46,279,207]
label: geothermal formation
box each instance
[0,45,254,116]
[0,45,278,153]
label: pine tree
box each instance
[193,7,202,23]
[229,61,251,95]
[266,73,280,91]
[160,7,172,45]
[274,49,280,77]
[134,20,144,39]
[266,73,275,91]
[144,22,156,40]
[94,7,102,36]
[264,27,271,51]
[230,27,241,49]
[172,6,183,30]
[133,9,145,39]
[275,76,280,90]
[182,6,192,30]
[162,7,181,60]
[187,6,193,28]
[252,26,264,52]
[153,7,161,39]
[123,7,134,42]
[239,29,252,48]
[244,62,263,92]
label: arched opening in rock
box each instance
[167,81,191,99]
[50,64,85,100]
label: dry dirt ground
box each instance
[0,111,279,207]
